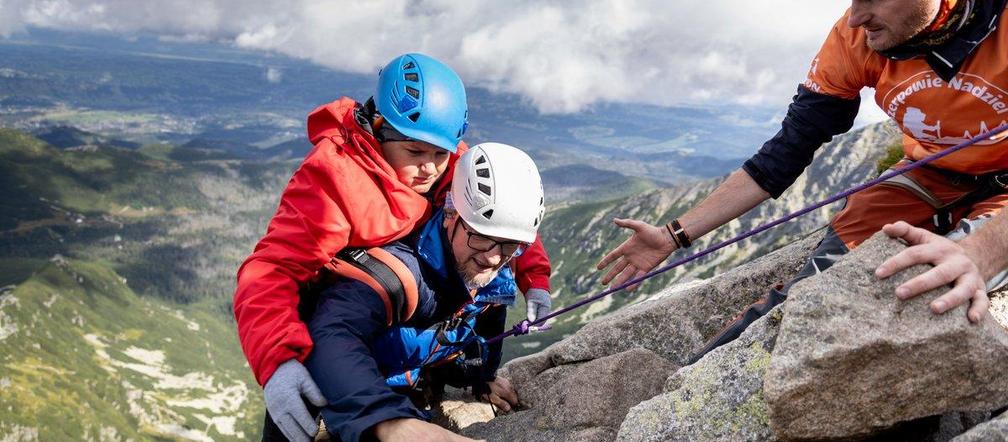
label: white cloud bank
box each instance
[0,0,885,123]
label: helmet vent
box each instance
[402,61,415,70]
[404,73,418,82]
[482,209,494,220]
[397,93,418,113]
[533,216,540,227]
[475,155,487,165]
[407,112,421,122]
[478,183,492,196]
[476,168,490,178]
[406,86,420,99]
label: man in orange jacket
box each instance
[598,0,1008,359]
[234,53,553,441]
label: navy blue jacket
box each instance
[304,212,508,442]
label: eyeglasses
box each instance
[455,219,527,257]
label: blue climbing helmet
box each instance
[375,53,469,153]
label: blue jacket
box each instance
[304,209,513,442]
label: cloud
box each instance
[1,0,884,123]
[0,0,30,36]
[265,66,282,83]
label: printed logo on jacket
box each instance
[882,71,1008,147]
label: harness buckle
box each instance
[345,248,367,262]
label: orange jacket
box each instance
[805,7,1008,174]
[234,98,551,385]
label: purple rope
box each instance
[495,124,1008,345]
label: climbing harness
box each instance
[490,124,1008,345]
[883,161,1008,232]
[381,302,492,389]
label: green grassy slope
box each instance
[0,128,296,438]
[0,258,261,440]
[0,128,209,231]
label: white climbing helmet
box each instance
[450,142,544,244]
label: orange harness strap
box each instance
[327,247,419,326]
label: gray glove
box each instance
[525,288,552,332]
[264,359,328,442]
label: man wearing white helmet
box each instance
[300,143,544,442]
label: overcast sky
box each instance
[0,0,887,124]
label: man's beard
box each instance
[461,265,502,291]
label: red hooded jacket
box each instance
[234,98,552,385]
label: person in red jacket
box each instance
[233,53,553,442]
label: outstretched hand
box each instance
[596,218,676,288]
[875,221,989,323]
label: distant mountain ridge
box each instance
[540,164,669,205]
[32,125,140,150]
[0,28,780,185]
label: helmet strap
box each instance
[374,118,413,144]
[443,192,457,212]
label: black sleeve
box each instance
[742,84,861,198]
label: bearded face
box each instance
[443,213,514,290]
[848,0,941,51]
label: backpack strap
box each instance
[326,247,419,326]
